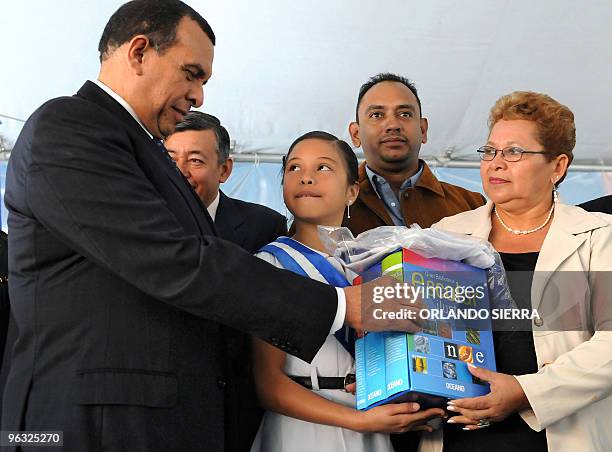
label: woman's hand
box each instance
[446,364,530,430]
[351,402,446,434]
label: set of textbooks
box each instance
[353,248,496,410]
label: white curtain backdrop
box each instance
[1,0,611,229]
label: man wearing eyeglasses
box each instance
[345,73,485,235]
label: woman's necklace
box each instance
[494,203,555,235]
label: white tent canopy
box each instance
[1,0,611,168]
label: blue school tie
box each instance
[260,237,356,357]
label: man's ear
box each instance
[126,35,151,75]
[348,122,361,147]
[420,117,429,144]
[219,157,233,183]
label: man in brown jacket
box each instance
[345,73,484,235]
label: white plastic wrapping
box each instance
[318,225,515,309]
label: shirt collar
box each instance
[91,79,153,140]
[207,191,221,221]
[365,161,424,195]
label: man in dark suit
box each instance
[579,194,612,214]
[2,2,385,451]
[165,112,287,451]
[165,111,287,251]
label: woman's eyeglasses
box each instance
[477,146,548,162]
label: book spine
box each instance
[384,332,411,397]
[355,336,367,410]
[364,332,387,407]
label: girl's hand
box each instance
[352,403,446,434]
[446,365,530,430]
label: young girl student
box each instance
[250,131,445,452]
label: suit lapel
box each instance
[153,141,217,236]
[357,163,393,225]
[464,203,493,240]
[437,202,494,239]
[439,202,605,312]
[76,81,216,236]
[531,204,595,310]
[414,162,446,197]
[215,192,245,247]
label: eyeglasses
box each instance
[477,145,548,162]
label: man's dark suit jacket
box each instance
[579,195,612,214]
[0,232,7,364]
[215,191,287,253]
[2,81,337,452]
[0,231,9,410]
[214,191,287,452]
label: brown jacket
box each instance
[344,161,485,235]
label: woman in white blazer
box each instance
[422,91,612,452]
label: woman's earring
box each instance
[552,177,559,203]
[347,201,353,219]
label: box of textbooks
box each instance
[354,248,496,410]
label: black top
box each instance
[443,252,547,452]
[579,195,612,214]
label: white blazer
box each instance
[418,202,612,452]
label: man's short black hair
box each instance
[98,0,215,62]
[173,112,230,164]
[355,73,422,121]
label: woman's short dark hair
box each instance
[282,131,359,185]
[98,0,215,62]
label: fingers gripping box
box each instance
[354,248,496,410]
